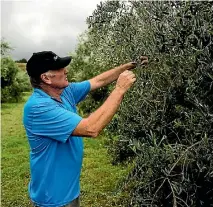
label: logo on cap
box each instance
[54,56,58,61]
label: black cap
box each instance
[26,51,72,77]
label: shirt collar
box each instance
[34,88,63,103]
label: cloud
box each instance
[1,0,102,60]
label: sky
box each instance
[1,0,102,60]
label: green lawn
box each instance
[1,94,129,207]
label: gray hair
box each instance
[29,71,55,88]
[30,76,42,88]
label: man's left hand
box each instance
[129,56,148,69]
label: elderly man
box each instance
[23,51,148,207]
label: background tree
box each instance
[15,58,27,63]
[67,32,110,115]
[1,38,13,57]
[1,39,31,102]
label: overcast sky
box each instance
[1,0,102,60]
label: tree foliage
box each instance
[76,1,213,206]
[1,38,13,56]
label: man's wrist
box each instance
[114,86,126,96]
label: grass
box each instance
[1,93,130,207]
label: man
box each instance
[23,51,148,207]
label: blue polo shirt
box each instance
[23,81,91,207]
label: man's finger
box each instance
[140,56,148,61]
[141,59,148,65]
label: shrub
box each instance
[16,70,32,92]
[1,40,31,102]
[1,57,25,102]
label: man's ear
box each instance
[40,73,52,85]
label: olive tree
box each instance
[83,1,213,206]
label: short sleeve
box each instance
[32,103,82,143]
[70,80,91,104]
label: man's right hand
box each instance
[115,70,136,94]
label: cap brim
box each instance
[54,56,72,70]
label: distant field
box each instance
[16,63,26,71]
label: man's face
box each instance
[47,68,69,89]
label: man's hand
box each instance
[115,70,136,94]
[128,56,149,69]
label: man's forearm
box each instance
[90,62,135,89]
[87,87,124,135]
[72,70,136,138]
